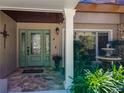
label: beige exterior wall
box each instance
[0,11,17,78]
[74,12,120,40]
[120,14,124,24]
[0,10,120,81]
[17,23,62,67]
[17,23,118,67]
[0,11,119,73]
[74,23,118,40]
[74,12,120,24]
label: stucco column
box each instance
[64,9,75,89]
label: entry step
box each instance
[8,90,70,93]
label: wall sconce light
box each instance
[55,27,60,35]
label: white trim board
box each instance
[0,6,63,13]
[74,29,113,32]
[74,29,113,41]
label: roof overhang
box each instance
[76,3,124,13]
[0,0,79,12]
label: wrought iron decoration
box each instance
[0,24,9,49]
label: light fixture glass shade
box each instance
[55,27,59,35]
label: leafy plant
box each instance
[112,65,124,90]
[74,59,92,76]
[71,69,120,93]
[74,59,101,77]
[113,65,124,82]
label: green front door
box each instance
[19,29,50,67]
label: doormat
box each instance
[22,69,44,73]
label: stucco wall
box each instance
[17,23,62,67]
[0,11,17,78]
[120,14,124,24]
[74,12,120,24]
[74,12,119,40]
[16,13,119,67]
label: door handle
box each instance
[27,47,30,55]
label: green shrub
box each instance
[74,59,92,76]
[113,65,124,82]
[74,59,100,77]
[112,65,124,90]
[71,69,119,93]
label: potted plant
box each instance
[52,54,62,71]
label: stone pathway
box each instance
[7,68,64,92]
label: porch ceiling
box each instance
[0,0,79,12]
[2,10,64,23]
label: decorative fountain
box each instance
[96,44,121,66]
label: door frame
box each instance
[18,29,51,67]
[74,29,113,57]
